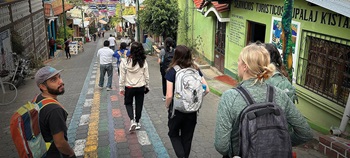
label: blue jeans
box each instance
[99,63,113,88]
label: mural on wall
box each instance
[270,17,300,82]
[0,29,14,74]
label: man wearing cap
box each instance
[34,66,76,158]
[97,40,114,91]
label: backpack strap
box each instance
[267,85,275,103]
[174,65,181,72]
[32,94,65,111]
[37,98,63,110]
[236,86,255,105]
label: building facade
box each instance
[177,0,350,133]
[0,0,47,73]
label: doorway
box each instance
[214,20,226,73]
[246,21,266,44]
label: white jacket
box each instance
[119,58,150,91]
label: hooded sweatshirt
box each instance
[119,58,149,91]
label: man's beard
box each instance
[47,84,65,95]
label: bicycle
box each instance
[0,78,18,105]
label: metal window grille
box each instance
[215,21,226,54]
[297,31,350,107]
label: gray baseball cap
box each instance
[35,66,63,86]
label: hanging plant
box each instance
[11,30,24,55]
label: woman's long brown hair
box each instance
[167,45,198,71]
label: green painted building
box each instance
[177,0,350,134]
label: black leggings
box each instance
[160,66,166,96]
[168,108,197,158]
[124,86,145,122]
[65,48,71,58]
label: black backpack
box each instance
[236,85,292,158]
[161,48,174,71]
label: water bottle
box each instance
[202,84,207,91]
[202,84,207,96]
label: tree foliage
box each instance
[111,4,136,27]
[139,0,179,39]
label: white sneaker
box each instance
[162,96,166,102]
[129,120,137,132]
[135,122,141,130]
[106,87,112,91]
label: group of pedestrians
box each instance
[25,37,313,158]
[157,39,312,158]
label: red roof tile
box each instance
[193,0,204,9]
[211,1,229,13]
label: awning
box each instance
[73,19,90,28]
[306,0,350,18]
[99,19,108,24]
[122,15,136,24]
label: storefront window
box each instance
[297,32,350,106]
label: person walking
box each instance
[158,37,174,101]
[119,42,149,132]
[165,45,209,158]
[92,33,97,42]
[108,34,117,51]
[113,42,130,75]
[49,37,56,59]
[64,38,71,59]
[214,42,313,157]
[34,66,76,158]
[97,40,114,91]
[264,43,298,103]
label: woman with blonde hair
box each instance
[214,42,312,158]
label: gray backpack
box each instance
[171,65,204,118]
[236,85,292,158]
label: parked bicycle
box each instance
[0,78,17,105]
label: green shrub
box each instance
[56,38,64,45]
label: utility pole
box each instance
[136,0,140,42]
[62,0,67,39]
[120,2,123,35]
[81,6,85,43]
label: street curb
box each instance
[209,87,222,97]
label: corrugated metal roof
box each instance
[122,15,136,24]
[306,0,350,18]
[53,4,74,16]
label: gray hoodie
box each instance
[119,58,150,91]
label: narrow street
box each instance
[0,31,221,158]
[0,31,325,157]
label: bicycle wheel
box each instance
[0,82,18,105]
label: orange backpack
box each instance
[10,96,60,158]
